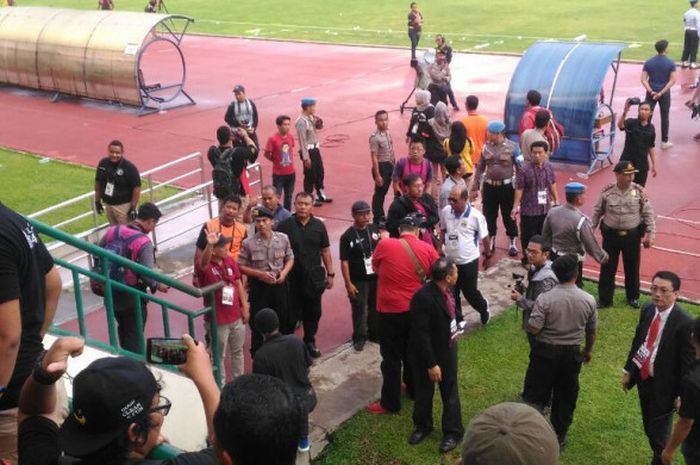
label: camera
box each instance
[147,337,189,365]
[510,272,526,294]
[626,97,641,106]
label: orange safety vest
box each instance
[206,218,246,260]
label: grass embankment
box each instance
[315,284,700,465]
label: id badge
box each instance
[105,182,115,197]
[632,345,651,369]
[446,233,459,251]
[221,285,234,306]
[537,189,548,205]
[364,256,375,275]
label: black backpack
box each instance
[212,147,235,199]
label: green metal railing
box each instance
[29,218,226,385]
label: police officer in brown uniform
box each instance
[591,161,656,309]
[237,206,295,354]
[470,120,523,257]
[542,182,608,288]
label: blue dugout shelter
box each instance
[504,41,626,175]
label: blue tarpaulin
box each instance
[504,41,626,165]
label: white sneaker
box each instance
[681,61,689,68]
[691,63,700,69]
[661,141,673,150]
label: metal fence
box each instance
[30,217,226,385]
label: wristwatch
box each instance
[32,350,62,385]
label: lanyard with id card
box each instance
[537,189,548,205]
[354,228,375,275]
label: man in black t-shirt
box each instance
[277,192,334,358]
[0,202,62,463]
[94,140,142,225]
[619,100,658,187]
[662,316,700,465]
[339,201,380,351]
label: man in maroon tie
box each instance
[623,271,695,465]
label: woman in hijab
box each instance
[444,121,475,182]
[405,89,435,142]
[424,101,451,198]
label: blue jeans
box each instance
[408,30,420,59]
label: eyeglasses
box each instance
[650,285,674,295]
[149,396,171,417]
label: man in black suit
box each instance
[623,270,695,465]
[407,257,464,454]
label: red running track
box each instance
[2,36,700,360]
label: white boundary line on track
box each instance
[657,215,700,227]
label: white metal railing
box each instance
[29,151,264,262]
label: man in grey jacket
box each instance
[511,235,558,348]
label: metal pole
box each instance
[148,174,155,203]
[199,153,214,219]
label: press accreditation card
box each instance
[632,345,651,369]
[105,182,115,197]
[537,189,548,205]
[222,286,234,306]
[364,256,375,275]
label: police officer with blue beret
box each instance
[542,182,608,287]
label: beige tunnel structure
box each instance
[0,7,194,113]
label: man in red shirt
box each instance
[196,232,250,383]
[264,115,296,211]
[368,213,439,414]
[518,90,565,154]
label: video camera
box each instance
[510,272,526,294]
[626,97,641,106]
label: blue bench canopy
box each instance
[504,41,626,165]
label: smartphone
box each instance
[146,337,189,365]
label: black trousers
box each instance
[453,259,488,323]
[378,312,413,412]
[302,148,325,195]
[372,162,394,224]
[634,169,649,188]
[638,378,674,465]
[682,29,699,63]
[249,279,292,354]
[522,342,583,439]
[408,30,420,59]
[412,344,464,438]
[289,279,323,346]
[113,289,148,354]
[482,183,518,238]
[348,279,378,344]
[645,91,671,143]
[520,214,546,253]
[598,225,641,306]
[550,251,584,288]
[272,173,296,211]
[683,440,700,465]
[297,387,317,438]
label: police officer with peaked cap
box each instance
[237,206,295,354]
[591,161,655,308]
[542,182,608,288]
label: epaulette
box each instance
[632,182,649,203]
[601,183,616,193]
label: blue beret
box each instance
[301,97,317,106]
[487,120,506,133]
[564,182,586,194]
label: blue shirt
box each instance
[643,55,676,92]
[273,205,292,229]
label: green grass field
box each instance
[0,147,179,236]
[315,286,700,465]
[15,0,688,61]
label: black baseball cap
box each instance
[351,200,371,214]
[253,206,275,219]
[399,212,425,228]
[59,357,159,457]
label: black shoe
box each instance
[439,436,459,453]
[558,434,568,451]
[628,299,640,309]
[408,428,433,445]
[353,340,365,352]
[306,343,321,358]
[313,199,323,207]
[597,301,612,309]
